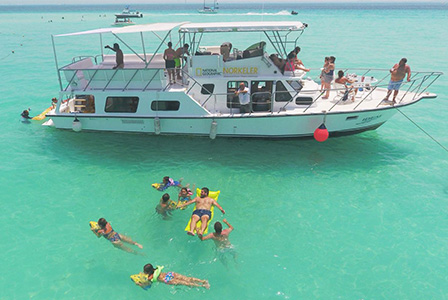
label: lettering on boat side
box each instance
[195,67,259,77]
[195,68,222,76]
[223,67,258,76]
[357,114,382,125]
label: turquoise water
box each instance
[1,3,448,299]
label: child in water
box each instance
[177,186,194,210]
[153,176,183,191]
[156,193,178,219]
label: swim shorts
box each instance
[107,232,121,242]
[174,58,181,68]
[388,80,403,91]
[165,60,175,69]
[192,209,211,219]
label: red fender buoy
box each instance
[314,123,329,142]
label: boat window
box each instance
[151,101,180,111]
[74,94,95,113]
[226,81,248,108]
[201,84,215,95]
[286,80,303,92]
[275,81,292,102]
[251,81,273,112]
[105,97,139,113]
[295,96,313,105]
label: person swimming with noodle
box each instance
[133,263,210,289]
[92,218,143,255]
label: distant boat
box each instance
[291,10,298,15]
[198,0,219,14]
[112,6,143,26]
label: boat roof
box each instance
[54,22,188,37]
[179,21,306,33]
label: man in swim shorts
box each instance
[93,218,143,255]
[134,263,209,289]
[175,44,189,80]
[179,187,225,236]
[383,58,411,104]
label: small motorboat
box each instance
[291,11,298,15]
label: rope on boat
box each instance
[396,108,448,153]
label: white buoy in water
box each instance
[72,117,82,132]
[154,117,161,135]
[209,120,218,139]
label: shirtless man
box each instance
[199,219,233,246]
[179,187,225,236]
[383,58,411,104]
[104,43,124,69]
[175,44,189,80]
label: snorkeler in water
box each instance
[92,218,143,255]
[134,263,210,289]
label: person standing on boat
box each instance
[235,82,250,113]
[175,44,190,81]
[105,43,124,69]
[321,56,335,99]
[383,58,411,104]
[164,42,177,84]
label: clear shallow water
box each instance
[0,3,447,299]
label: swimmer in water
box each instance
[134,263,210,289]
[156,193,177,219]
[199,219,237,267]
[92,218,143,255]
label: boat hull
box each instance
[47,108,397,138]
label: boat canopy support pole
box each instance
[100,33,104,61]
[145,31,172,68]
[52,35,63,91]
[141,32,147,64]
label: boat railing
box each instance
[188,68,442,115]
[60,67,166,92]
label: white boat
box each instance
[198,0,218,14]
[112,6,143,26]
[45,21,441,139]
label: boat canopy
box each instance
[55,22,188,37]
[179,21,306,33]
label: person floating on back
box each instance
[91,218,143,254]
[132,263,210,289]
[104,43,124,69]
[383,58,411,105]
[179,187,225,237]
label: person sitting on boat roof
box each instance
[104,43,124,69]
[235,82,250,114]
[269,54,286,74]
[284,52,296,72]
[289,47,310,72]
[175,44,190,80]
